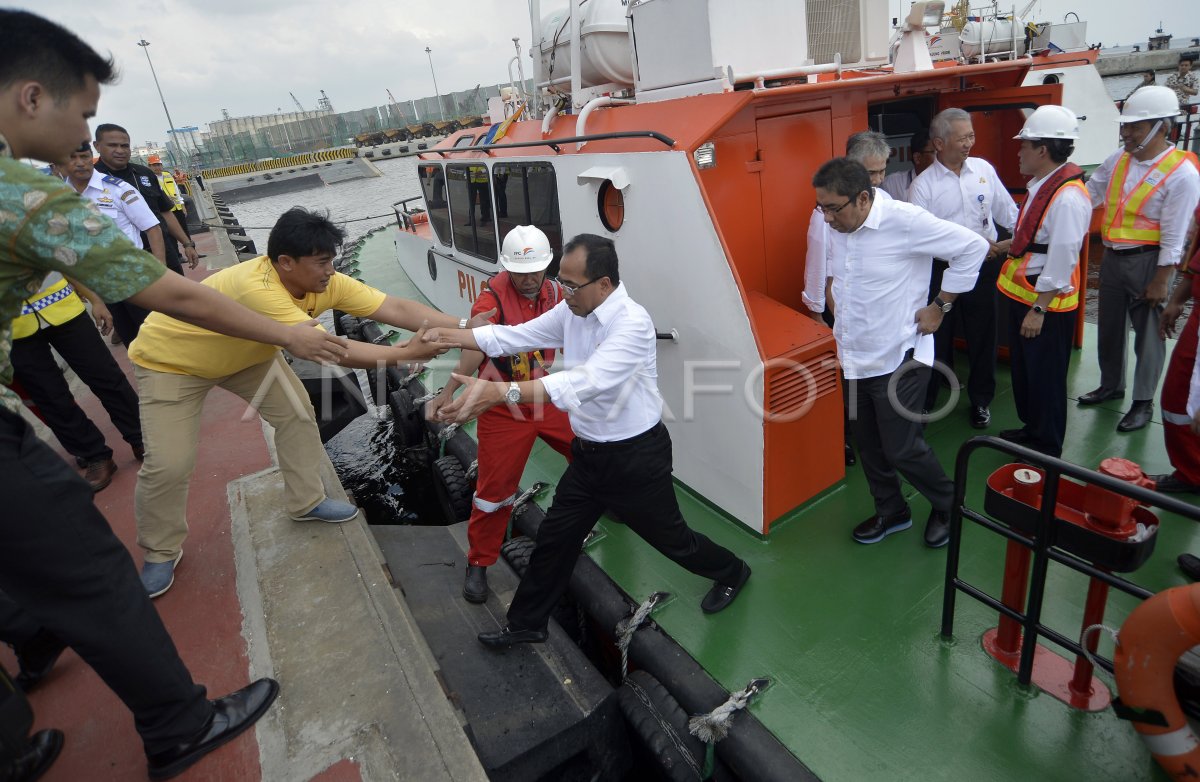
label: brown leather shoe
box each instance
[83,458,117,492]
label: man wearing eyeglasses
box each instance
[910,108,1019,429]
[814,157,989,549]
[426,233,750,648]
[881,128,934,202]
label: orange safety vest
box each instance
[997,178,1089,312]
[1102,148,1199,245]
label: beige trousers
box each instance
[134,353,326,563]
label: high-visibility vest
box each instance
[997,180,1089,312]
[158,172,184,210]
[12,276,86,339]
[476,272,561,382]
[1102,148,1199,245]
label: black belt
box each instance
[1109,245,1159,257]
[574,422,663,453]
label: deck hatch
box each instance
[765,350,838,418]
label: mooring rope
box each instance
[1079,623,1121,678]
[437,423,460,444]
[688,677,771,745]
[512,481,549,512]
[413,387,441,405]
[616,591,670,682]
[465,459,479,482]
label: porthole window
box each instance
[598,180,624,232]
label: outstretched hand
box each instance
[399,322,456,361]
[467,308,497,328]
[436,373,502,423]
[283,319,350,365]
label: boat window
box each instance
[492,162,563,274]
[598,180,624,232]
[453,135,478,147]
[447,164,498,261]
[418,164,452,247]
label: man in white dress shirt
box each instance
[994,107,1093,458]
[1080,85,1200,432]
[880,127,933,202]
[431,234,750,647]
[911,108,1019,429]
[814,158,989,548]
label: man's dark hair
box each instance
[910,127,931,154]
[94,123,129,141]
[812,157,872,199]
[564,234,620,287]
[267,208,346,261]
[73,142,90,153]
[1029,138,1075,164]
[0,11,117,99]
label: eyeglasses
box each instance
[816,197,856,215]
[555,276,601,296]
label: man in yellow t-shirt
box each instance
[128,207,468,598]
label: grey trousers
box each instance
[1097,247,1167,401]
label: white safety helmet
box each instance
[1118,86,1182,123]
[1013,105,1081,140]
[499,225,553,273]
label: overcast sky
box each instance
[19,0,1196,146]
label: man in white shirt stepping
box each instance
[814,158,989,548]
[430,234,750,647]
[911,108,1019,429]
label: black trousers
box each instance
[506,422,744,632]
[10,313,142,463]
[0,410,209,753]
[0,663,33,767]
[108,300,152,347]
[850,358,955,518]
[1007,294,1074,458]
[925,257,1001,410]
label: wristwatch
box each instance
[183,241,195,248]
[458,317,468,329]
[933,296,953,313]
[504,381,521,404]
[1031,304,1047,315]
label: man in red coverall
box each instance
[426,225,575,603]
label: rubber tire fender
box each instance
[618,670,707,782]
[387,389,426,447]
[432,455,472,524]
[500,535,536,578]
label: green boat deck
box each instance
[352,228,1191,782]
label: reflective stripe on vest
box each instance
[1102,148,1194,245]
[12,277,86,339]
[997,180,1088,312]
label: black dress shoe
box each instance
[997,427,1033,444]
[1078,387,1123,406]
[1180,554,1200,582]
[924,509,951,548]
[1150,473,1200,494]
[477,625,549,649]
[844,443,856,466]
[701,562,751,614]
[146,678,280,780]
[852,507,912,544]
[463,565,488,604]
[1116,400,1154,433]
[12,628,67,692]
[3,729,63,782]
[969,406,991,429]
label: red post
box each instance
[1070,577,1110,696]
[995,541,1032,656]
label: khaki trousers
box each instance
[134,353,326,563]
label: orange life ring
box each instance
[1114,584,1200,781]
[410,211,429,225]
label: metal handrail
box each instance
[940,436,1200,686]
[392,195,426,232]
[422,130,677,157]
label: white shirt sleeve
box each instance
[909,170,933,211]
[908,208,989,293]
[989,163,1019,233]
[1086,152,1117,208]
[472,302,567,356]
[1035,186,1092,293]
[538,309,655,413]
[802,209,828,312]
[119,188,162,234]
